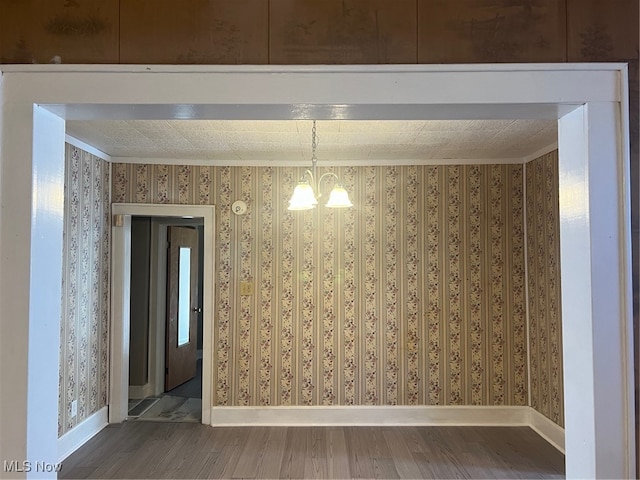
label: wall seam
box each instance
[504,165,513,405]
[267,0,271,65]
[415,0,419,64]
[564,0,569,62]
[118,0,122,63]
[523,160,532,408]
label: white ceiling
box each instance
[65,119,557,164]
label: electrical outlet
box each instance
[71,400,77,417]
[239,281,254,296]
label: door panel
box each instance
[165,226,199,391]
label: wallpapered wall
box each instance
[58,144,111,438]
[526,151,564,427]
[113,162,529,408]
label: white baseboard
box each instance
[56,405,564,460]
[527,407,565,453]
[211,405,528,427]
[129,383,154,400]
[58,406,108,462]
[210,405,565,453]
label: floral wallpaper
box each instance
[113,162,529,407]
[526,150,564,427]
[59,143,111,437]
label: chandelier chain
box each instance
[311,120,317,161]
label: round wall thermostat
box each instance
[232,200,247,215]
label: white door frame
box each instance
[0,63,634,478]
[110,203,215,426]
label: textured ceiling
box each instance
[66,119,557,164]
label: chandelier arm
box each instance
[318,172,339,184]
[315,171,340,198]
[303,168,315,186]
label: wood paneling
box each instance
[0,0,119,64]
[120,0,268,64]
[418,0,567,63]
[269,0,417,64]
[567,0,639,61]
[60,423,565,479]
[3,0,638,65]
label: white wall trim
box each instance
[57,406,108,462]
[58,405,565,460]
[128,383,154,400]
[110,156,528,167]
[211,405,528,427]
[211,405,565,453]
[109,213,131,424]
[527,407,565,454]
[213,405,498,424]
[0,62,627,74]
[105,142,561,169]
[520,142,558,164]
[65,134,111,162]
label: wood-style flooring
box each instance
[60,423,564,479]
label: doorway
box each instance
[127,216,205,422]
[110,203,215,426]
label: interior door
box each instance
[165,226,200,391]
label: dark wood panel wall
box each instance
[0,0,637,65]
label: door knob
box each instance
[192,307,202,313]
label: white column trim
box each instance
[558,101,635,478]
[26,107,66,477]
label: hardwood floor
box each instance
[60,423,564,479]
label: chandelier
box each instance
[288,121,353,211]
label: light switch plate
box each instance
[239,281,254,296]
